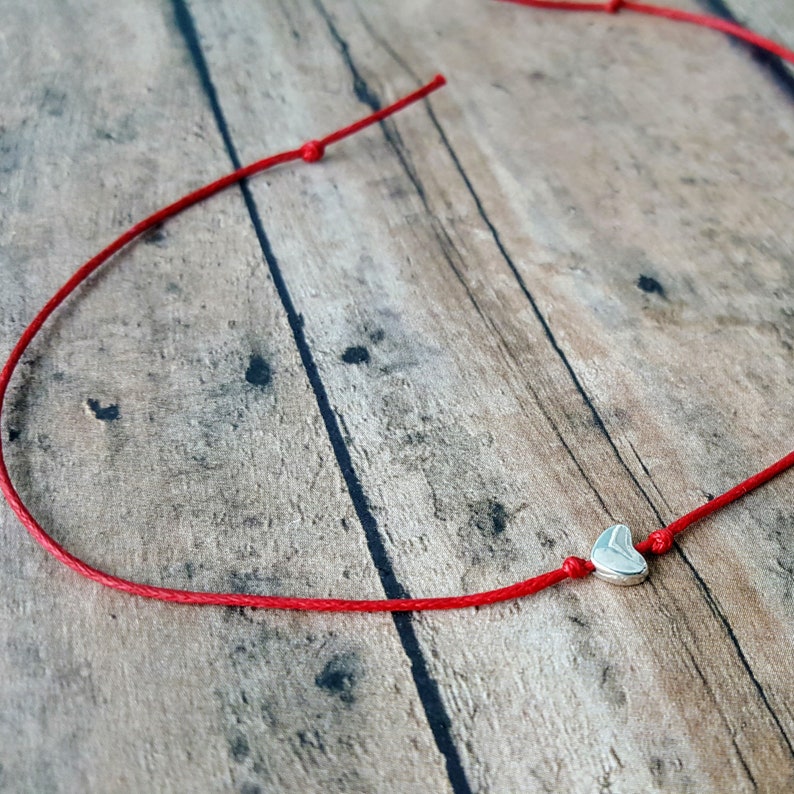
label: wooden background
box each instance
[1,1,793,792]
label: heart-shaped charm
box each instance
[590,524,648,586]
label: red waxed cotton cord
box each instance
[0,70,792,612]
[498,0,794,66]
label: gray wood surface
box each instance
[1,1,792,792]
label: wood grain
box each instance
[1,1,793,792]
[0,3,451,793]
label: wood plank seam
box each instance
[169,1,471,792]
[697,0,794,94]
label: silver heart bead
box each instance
[590,524,648,586]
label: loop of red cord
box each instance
[2,3,793,612]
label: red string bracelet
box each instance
[497,0,794,66]
[1,63,792,610]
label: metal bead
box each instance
[590,524,648,586]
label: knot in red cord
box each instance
[648,528,675,554]
[301,140,326,163]
[562,556,590,579]
[605,0,624,13]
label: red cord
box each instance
[1,66,792,611]
[498,0,794,65]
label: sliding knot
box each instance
[301,140,325,163]
[605,0,624,12]
[648,528,674,554]
[562,556,590,579]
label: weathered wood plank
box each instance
[1,0,793,793]
[0,2,453,792]
[186,0,794,791]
